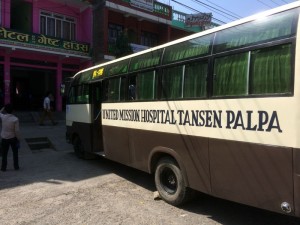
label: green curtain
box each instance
[68,87,75,104]
[106,59,129,76]
[108,78,120,102]
[76,84,89,103]
[214,8,297,53]
[130,50,162,72]
[163,34,212,64]
[137,71,156,100]
[250,44,291,94]
[213,52,248,96]
[184,62,207,98]
[120,77,126,101]
[162,66,183,99]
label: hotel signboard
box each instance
[185,13,212,27]
[0,27,90,57]
[130,0,154,12]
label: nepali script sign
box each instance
[0,27,90,57]
[185,13,212,27]
[130,0,154,12]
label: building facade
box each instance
[0,0,201,111]
[92,0,196,63]
[0,0,92,112]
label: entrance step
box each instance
[95,151,106,157]
[25,137,55,151]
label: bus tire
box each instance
[73,136,85,159]
[155,157,190,206]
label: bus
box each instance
[65,2,300,217]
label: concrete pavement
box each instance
[15,111,72,157]
[0,110,73,171]
[19,121,72,156]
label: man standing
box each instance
[0,104,21,171]
[39,92,57,126]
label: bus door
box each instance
[90,81,104,153]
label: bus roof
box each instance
[74,1,300,78]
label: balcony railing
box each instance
[108,38,148,55]
[173,10,187,23]
[172,10,218,32]
[107,0,172,19]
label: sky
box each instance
[158,0,298,24]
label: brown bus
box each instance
[65,2,300,217]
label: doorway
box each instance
[11,67,56,111]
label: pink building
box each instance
[0,0,203,112]
[0,0,92,111]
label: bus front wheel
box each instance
[155,157,190,206]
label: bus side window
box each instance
[105,78,119,102]
[128,75,136,100]
[120,77,126,102]
[250,44,292,94]
[136,70,157,100]
[76,84,89,103]
[109,78,119,102]
[68,87,75,104]
[104,77,126,102]
[213,52,248,97]
[183,61,208,98]
[162,66,183,99]
[103,80,109,102]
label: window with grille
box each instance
[40,11,76,40]
[108,24,123,42]
[141,31,158,47]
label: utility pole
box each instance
[90,0,106,64]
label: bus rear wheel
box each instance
[155,157,191,206]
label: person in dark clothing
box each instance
[0,104,21,171]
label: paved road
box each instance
[0,121,299,224]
